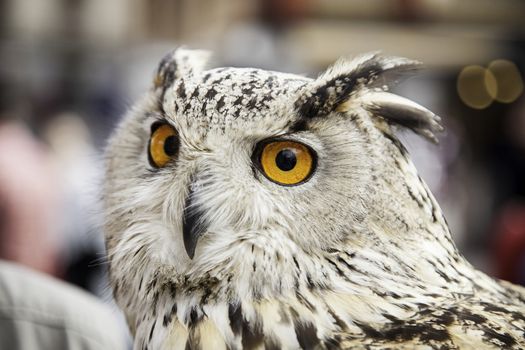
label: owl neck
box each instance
[135,222,499,349]
[132,191,500,348]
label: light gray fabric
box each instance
[0,261,126,350]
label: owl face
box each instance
[104,49,441,302]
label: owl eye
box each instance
[256,140,316,186]
[148,123,179,168]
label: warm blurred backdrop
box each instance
[0,0,524,322]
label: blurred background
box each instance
[0,0,524,329]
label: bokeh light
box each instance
[457,65,497,109]
[488,59,523,104]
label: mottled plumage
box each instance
[103,48,525,349]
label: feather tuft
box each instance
[358,91,443,143]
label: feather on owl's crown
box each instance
[292,53,443,142]
[153,48,443,143]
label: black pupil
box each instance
[275,149,297,171]
[163,135,178,156]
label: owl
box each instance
[104,48,525,349]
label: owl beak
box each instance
[182,184,206,259]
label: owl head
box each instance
[104,48,444,318]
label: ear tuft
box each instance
[295,53,420,119]
[154,48,211,91]
[358,91,443,143]
[295,53,443,142]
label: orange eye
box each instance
[148,123,179,168]
[257,140,316,186]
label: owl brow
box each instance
[145,112,170,131]
[294,60,385,121]
[286,117,310,134]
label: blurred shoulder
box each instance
[0,261,127,350]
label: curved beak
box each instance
[182,183,207,259]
